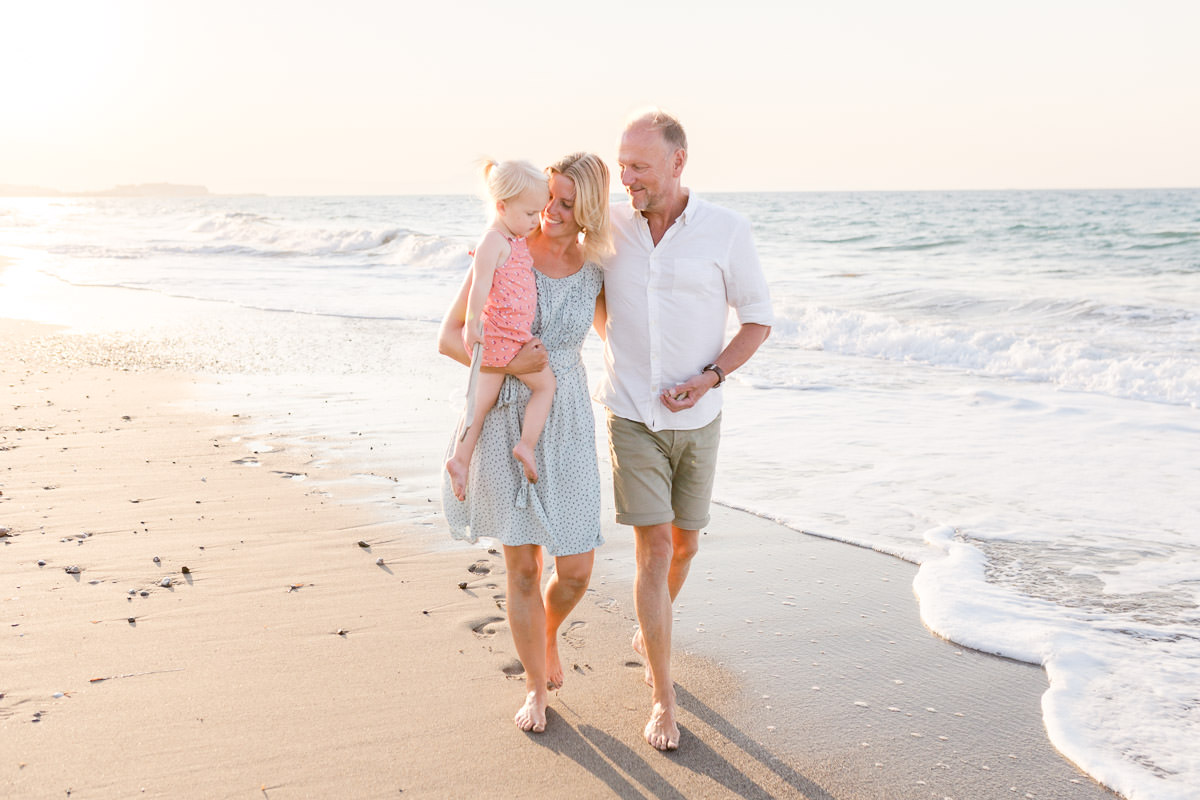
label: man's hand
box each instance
[481,337,548,374]
[659,370,720,412]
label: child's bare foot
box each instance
[513,443,538,483]
[632,628,653,687]
[514,688,548,733]
[546,636,564,690]
[445,457,468,501]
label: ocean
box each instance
[2,189,1197,799]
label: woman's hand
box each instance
[482,337,547,374]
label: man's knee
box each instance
[672,532,700,564]
[635,524,675,569]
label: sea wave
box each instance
[769,303,1200,406]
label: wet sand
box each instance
[0,315,1120,798]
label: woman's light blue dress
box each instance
[443,264,603,557]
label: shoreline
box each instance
[0,314,1122,798]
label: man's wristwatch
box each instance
[702,363,725,387]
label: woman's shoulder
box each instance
[581,262,603,292]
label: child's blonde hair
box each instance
[480,159,547,204]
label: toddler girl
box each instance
[445,159,554,501]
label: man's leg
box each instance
[632,524,700,687]
[634,522,681,750]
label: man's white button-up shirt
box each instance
[597,193,774,432]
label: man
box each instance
[597,109,773,751]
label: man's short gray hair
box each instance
[625,108,688,154]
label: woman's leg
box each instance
[445,371,505,501]
[503,543,549,732]
[512,365,555,483]
[543,549,595,690]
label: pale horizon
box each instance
[4,1,1198,197]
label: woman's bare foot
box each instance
[445,457,468,501]
[512,443,538,483]
[644,701,680,751]
[514,688,548,733]
[546,636,565,690]
[632,628,653,687]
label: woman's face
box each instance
[540,173,581,239]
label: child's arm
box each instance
[463,230,508,350]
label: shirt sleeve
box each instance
[724,214,774,327]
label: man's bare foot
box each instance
[514,688,548,733]
[644,702,680,751]
[512,443,538,483]
[632,628,653,687]
[445,457,468,501]
[546,637,564,690]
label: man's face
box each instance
[617,124,681,213]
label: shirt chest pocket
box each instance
[669,257,726,300]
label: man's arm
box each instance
[593,287,608,341]
[659,322,771,412]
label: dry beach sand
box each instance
[0,311,1121,799]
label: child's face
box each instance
[500,187,549,237]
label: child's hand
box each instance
[464,324,484,351]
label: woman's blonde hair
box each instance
[480,159,547,206]
[547,152,613,263]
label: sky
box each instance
[2,0,1198,195]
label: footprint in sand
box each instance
[467,560,491,575]
[500,659,524,677]
[561,620,587,649]
[466,615,506,638]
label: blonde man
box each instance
[597,109,774,751]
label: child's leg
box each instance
[446,372,505,501]
[511,366,556,484]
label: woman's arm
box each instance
[437,269,473,367]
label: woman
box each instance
[439,152,611,733]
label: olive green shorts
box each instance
[606,411,721,531]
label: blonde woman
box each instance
[440,152,612,733]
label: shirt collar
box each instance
[632,189,697,228]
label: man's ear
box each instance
[672,149,687,178]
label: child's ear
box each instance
[495,199,506,216]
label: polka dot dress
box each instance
[443,263,604,557]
